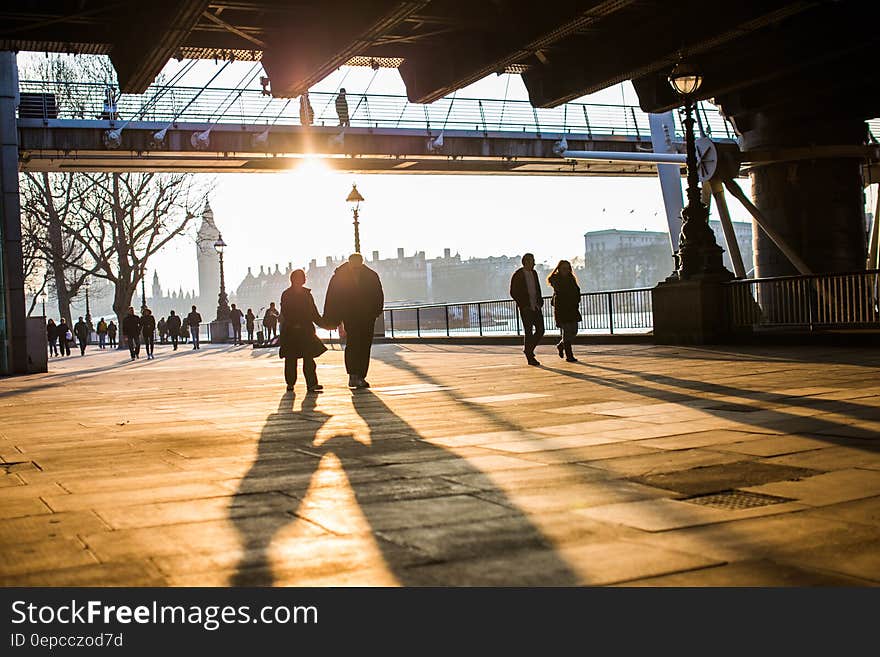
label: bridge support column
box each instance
[0,51,28,374]
[743,116,868,277]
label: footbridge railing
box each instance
[18,79,736,139]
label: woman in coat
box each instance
[279,269,326,392]
[57,318,72,357]
[547,260,581,362]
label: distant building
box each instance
[196,202,221,312]
[583,220,754,291]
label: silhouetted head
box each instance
[78,316,83,322]
[143,308,151,316]
[191,305,196,311]
[522,253,535,270]
[269,302,276,308]
[349,253,364,269]
[127,307,134,315]
[548,259,577,285]
[339,88,346,94]
[231,303,237,310]
[290,269,306,286]
[170,310,175,316]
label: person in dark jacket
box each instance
[229,303,244,345]
[46,318,59,357]
[73,316,89,356]
[166,310,182,351]
[57,319,72,356]
[186,305,202,350]
[279,269,326,392]
[509,252,545,366]
[335,88,350,127]
[157,316,167,344]
[245,308,256,343]
[107,320,117,348]
[323,253,384,389]
[141,308,157,360]
[263,303,279,340]
[96,317,108,349]
[121,307,141,360]
[548,260,581,363]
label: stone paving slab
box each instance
[2,342,879,586]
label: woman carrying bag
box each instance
[548,260,582,363]
[279,269,327,393]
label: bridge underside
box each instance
[18,123,667,176]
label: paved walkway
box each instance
[1,341,879,586]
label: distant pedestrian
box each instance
[46,318,59,357]
[74,316,89,356]
[323,253,384,389]
[229,303,244,345]
[157,316,167,344]
[510,252,545,366]
[280,269,326,393]
[107,320,117,348]
[121,307,141,360]
[166,310,181,351]
[141,308,157,359]
[186,305,202,350]
[263,303,279,340]
[245,308,256,343]
[548,260,581,363]
[299,92,314,127]
[58,319,72,356]
[335,88,350,128]
[96,317,108,349]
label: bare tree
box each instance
[19,172,99,321]
[72,172,210,321]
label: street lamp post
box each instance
[214,234,230,321]
[668,61,729,280]
[40,292,47,317]
[346,183,365,254]
[140,275,147,312]
[84,278,92,330]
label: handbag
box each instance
[65,330,73,340]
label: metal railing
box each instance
[383,288,654,338]
[18,79,735,139]
[726,270,880,331]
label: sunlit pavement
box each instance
[1,341,879,586]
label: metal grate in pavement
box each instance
[683,490,794,510]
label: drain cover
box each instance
[683,490,793,510]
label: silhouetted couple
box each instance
[280,253,384,392]
[510,253,581,365]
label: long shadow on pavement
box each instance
[229,389,579,586]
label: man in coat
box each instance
[186,305,202,350]
[323,253,384,389]
[73,316,90,356]
[335,88,350,127]
[280,269,326,392]
[166,310,182,351]
[509,252,545,366]
[121,307,142,360]
[229,303,244,345]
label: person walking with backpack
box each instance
[121,307,141,360]
[141,308,157,359]
[74,316,89,356]
[547,260,581,363]
[510,253,545,366]
[186,305,202,350]
[96,317,108,349]
[280,269,326,393]
[166,310,181,351]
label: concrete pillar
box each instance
[0,52,27,374]
[743,115,867,277]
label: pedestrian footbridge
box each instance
[17,80,740,175]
